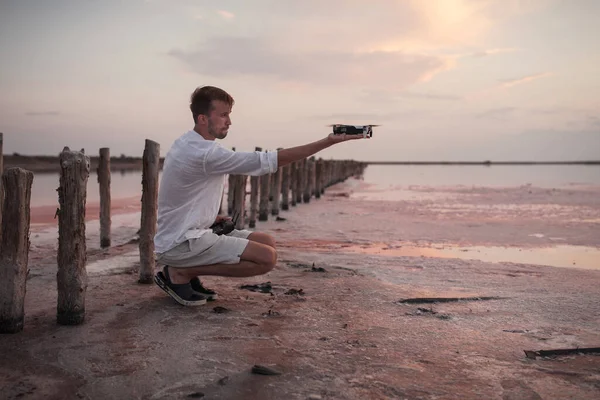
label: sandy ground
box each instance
[1,177,599,400]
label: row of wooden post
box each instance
[227,148,366,229]
[0,135,365,333]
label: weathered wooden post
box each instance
[0,132,3,243]
[281,162,290,210]
[270,150,283,216]
[258,154,270,221]
[0,168,33,333]
[290,161,297,207]
[296,159,305,204]
[322,160,330,193]
[227,147,236,215]
[309,157,317,198]
[249,147,261,228]
[315,158,323,199]
[139,139,160,284]
[303,158,312,203]
[98,148,111,248]
[57,147,90,325]
[323,160,330,190]
[233,175,247,229]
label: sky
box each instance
[1,0,599,161]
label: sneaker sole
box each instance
[153,274,207,306]
[204,293,218,301]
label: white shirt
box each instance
[154,130,278,254]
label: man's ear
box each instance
[197,114,207,125]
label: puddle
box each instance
[340,243,600,270]
[351,188,459,202]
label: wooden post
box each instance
[227,147,236,215]
[290,161,297,207]
[281,163,290,210]
[303,158,312,203]
[98,148,111,248]
[57,147,90,326]
[308,157,317,197]
[233,175,247,229]
[323,160,330,190]
[271,151,283,216]
[258,156,270,221]
[315,159,323,199]
[249,146,261,228]
[139,139,160,284]
[0,132,3,243]
[296,159,304,204]
[322,160,329,193]
[0,167,33,333]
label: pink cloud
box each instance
[500,72,553,88]
[217,10,235,20]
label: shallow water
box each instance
[28,164,600,207]
[340,242,600,271]
[360,164,600,188]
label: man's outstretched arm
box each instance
[277,134,365,167]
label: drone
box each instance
[328,124,380,138]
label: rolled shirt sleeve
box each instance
[204,144,278,176]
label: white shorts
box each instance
[156,230,252,268]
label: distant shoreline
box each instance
[2,154,599,173]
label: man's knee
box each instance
[241,241,277,274]
[248,232,276,249]
[258,246,277,273]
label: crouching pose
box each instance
[153,86,367,305]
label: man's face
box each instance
[206,100,232,140]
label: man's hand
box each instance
[214,215,232,224]
[327,133,370,144]
[277,132,369,167]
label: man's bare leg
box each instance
[247,231,276,249]
[167,239,277,283]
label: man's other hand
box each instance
[214,215,232,224]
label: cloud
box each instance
[25,111,60,117]
[499,72,552,88]
[246,0,542,55]
[470,47,519,57]
[169,36,453,90]
[397,91,462,101]
[217,10,235,20]
[476,107,518,120]
[531,106,587,115]
[359,89,461,105]
[310,112,404,122]
[466,72,554,100]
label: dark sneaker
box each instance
[190,277,218,301]
[154,267,208,306]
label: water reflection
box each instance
[361,164,600,188]
[341,242,600,271]
[30,170,158,207]
[27,164,600,208]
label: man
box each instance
[153,86,367,306]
